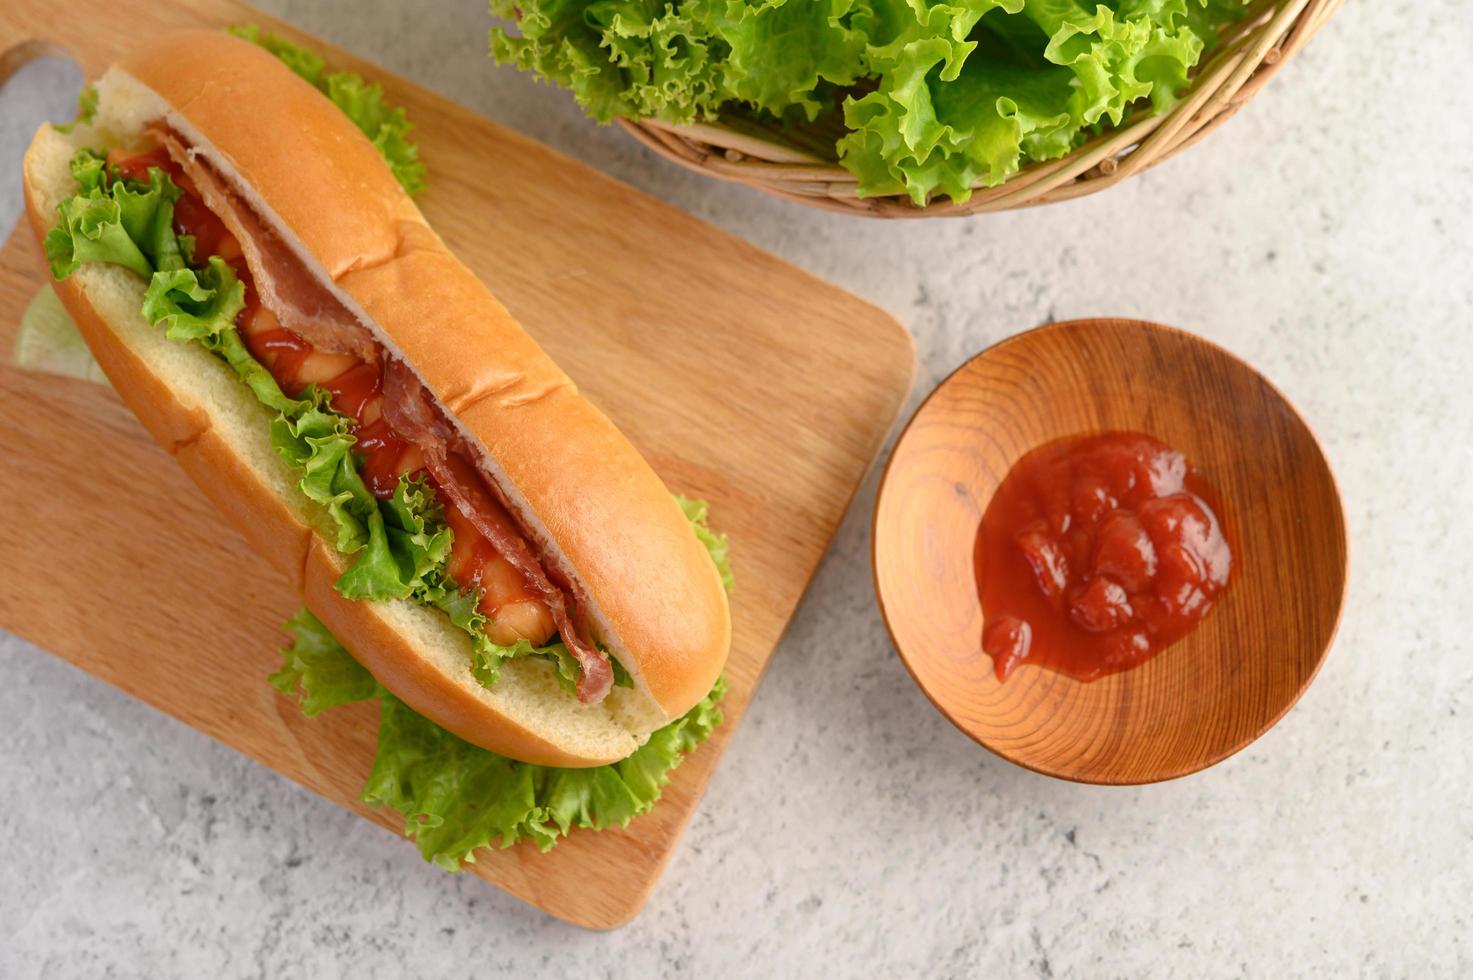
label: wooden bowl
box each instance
[872,319,1347,784]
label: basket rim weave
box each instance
[617,0,1342,217]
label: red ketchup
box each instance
[976,432,1233,682]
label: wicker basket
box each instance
[617,0,1340,217]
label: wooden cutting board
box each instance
[0,0,914,929]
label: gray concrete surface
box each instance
[1,1,1469,976]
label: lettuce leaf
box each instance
[272,608,727,867]
[115,167,190,273]
[323,73,426,196]
[678,494,733,593]
[701,0,869,122]
[54,84,98,135]
[69,148,106,194]
[268,607,379,715]
[228,23,327,84]
[491,0,862,125]
[491,0,1249,204]
[838,0,1211,203]
[142,257,246,342]
[274,389,385,558]
[367,672,726,867]
[423,573,620,693]
[228,24,426,195]
[422,583,538,686]
[491,1,714,125]
[44,193,149,280]
[379,476,457,595]
[12,284,112,386]
[46,151,188,279]
[133,231,439,605]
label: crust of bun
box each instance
[113,31,730,719]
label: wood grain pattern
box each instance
[0,1,915,928]
[873,319,1345,785]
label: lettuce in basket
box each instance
[489,0,1251,204]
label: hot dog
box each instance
[22,30,731,768]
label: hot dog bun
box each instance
[22,30,730,767]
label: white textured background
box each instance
[2,1,1470,976]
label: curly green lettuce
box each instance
[678,495,733,593]
[269,607,380,715]
[43,151,186,279]
[228,24,426,195]
[272,590,729,865]
[54,84,98,135]
[489,0,1249,204]
[367,675,726,866]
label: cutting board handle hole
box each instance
[0,46,82,232]
[1,39,75,88]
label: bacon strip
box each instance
[150,124,379,363]
[384,363,614,704]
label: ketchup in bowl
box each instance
[976,431,1233,682]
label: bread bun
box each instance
[23,31,730,766]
